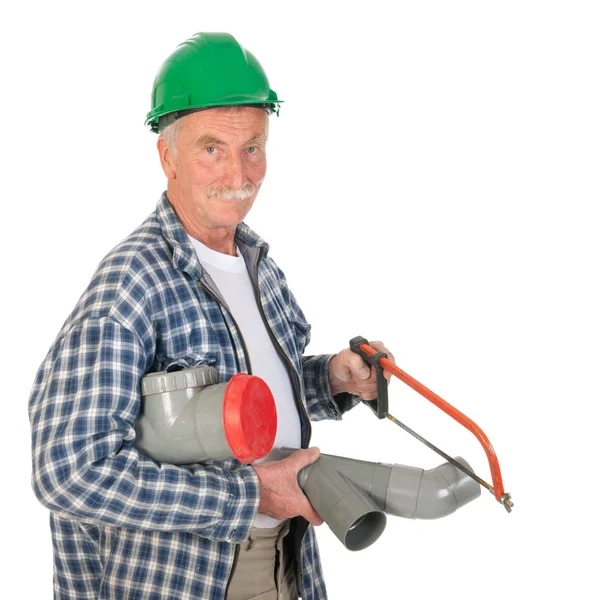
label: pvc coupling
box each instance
[134,366,277,464]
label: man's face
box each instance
[162,107,268,230]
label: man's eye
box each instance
[205,146,217,154]
[246,146,258,154]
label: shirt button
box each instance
[230,529,236,539]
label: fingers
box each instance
[334,364,353,383]
[293,448,323,525]
[330,341,397,400]
[355,340,397,399]
[287,447,320,470]
[369,340,396,381]
[343,352,371,381]
[287,448,324,525]
[353,366,378,400]
[254,451,325,524]
[301,497,324,526]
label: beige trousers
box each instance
[227,520,298,600]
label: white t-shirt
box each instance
[188,235,301,527]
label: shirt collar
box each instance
[155,191,270,280]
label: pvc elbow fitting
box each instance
[385,457,480,519]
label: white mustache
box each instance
[206,183,257,200]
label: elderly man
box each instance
[28,33,394,600]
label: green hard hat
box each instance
[145,32,282,133]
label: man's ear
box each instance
[157,136,177,180]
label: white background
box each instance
[3,1,599,598]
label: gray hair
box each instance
[159,118,184,162]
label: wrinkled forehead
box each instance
[178,106,269,144]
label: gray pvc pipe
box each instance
[385,456,480,519]
[273,448,481,551]
[298,457,387,551]
[303,452,481,520]
[134,366,236,463]
[134,366,277,465]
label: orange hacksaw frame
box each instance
[351,337,513,513]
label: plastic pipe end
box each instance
[223,374,277,464]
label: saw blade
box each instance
[386,412,493,493]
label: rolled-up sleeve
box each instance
[28,316,259,543]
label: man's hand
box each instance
[328,340,396,400]
[253,448,324,526]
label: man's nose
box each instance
[223,153,247,189]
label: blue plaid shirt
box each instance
[28,192,360,599]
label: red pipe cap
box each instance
[223,373,277,464]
